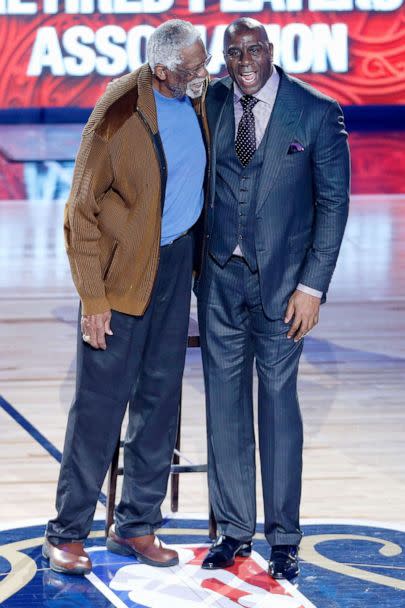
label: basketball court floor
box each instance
[0,128,404,607]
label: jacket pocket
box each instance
[103,241,119,281]
[288,229,312,254]
[98,189,130,240]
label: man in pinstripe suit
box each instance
[196,18,350,579]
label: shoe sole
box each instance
[201,558,235,570]
[106,537,179,567]
[269,568,300,581]
[201,545,252,569]
[42,544,91,576]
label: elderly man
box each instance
[43,19,210,575]
[197,18,350,579]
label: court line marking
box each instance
[86,543,316,608]
[345,563,405,570]
[86,572,130,608]
[0,394,107,506]
[1,524,405,603]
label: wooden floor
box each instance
[0,194,405,529]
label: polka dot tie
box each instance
[235,95,259,167]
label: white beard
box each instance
[186,77,205,99]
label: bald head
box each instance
[223,18,273,96]
[224,18,269,49]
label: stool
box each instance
[105,316,217,539]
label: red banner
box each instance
[1,0,404,108]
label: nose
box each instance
[239,48,251,65]
[196,64,209,77]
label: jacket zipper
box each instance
[138,109,167,215]
[137,108,168,312]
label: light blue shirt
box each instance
[153,89,206,246]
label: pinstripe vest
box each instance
[209,93,270,272]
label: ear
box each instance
[267,42,274,62]
[154,64,167,81]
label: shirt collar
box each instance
[233,66,280,105]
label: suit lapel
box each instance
[207,77,233,202]
[256,70,303,213]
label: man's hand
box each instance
[284,290,320,342]
[81,310,113,350]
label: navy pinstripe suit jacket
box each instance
[203,65,350,319]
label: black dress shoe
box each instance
[202,535,252,569]
[268,545,299,580]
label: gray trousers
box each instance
[46,233,193,544]
[198,255,303,546]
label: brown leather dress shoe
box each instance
[42,539,92,575]
[106,526,179,567]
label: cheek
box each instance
[260,60,271,75]
[257,63,270,84]
[226,63,235,78]
[178,76,189,89]
[170,76,187,94]
[168,72,182,86]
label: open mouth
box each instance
[239,72,257,87]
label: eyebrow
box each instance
[226,42,264,50]
[226,44,263,52]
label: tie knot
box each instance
[240,95,258,112]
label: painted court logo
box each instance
[88,544,312,607]
[0,519,404,607]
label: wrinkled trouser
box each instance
[46,233,193,543]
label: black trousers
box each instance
[46,233,193,543]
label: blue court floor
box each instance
[1,518,405,607]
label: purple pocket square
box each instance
[288,140,305,154]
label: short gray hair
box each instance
[147,20,202,72]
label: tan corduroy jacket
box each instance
[64,65,209,316]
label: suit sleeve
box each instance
[64,129,114,315]
[298,101,350,294]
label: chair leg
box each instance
[171,394,182,512]
[105,437,120,536]
[208,504,217,540]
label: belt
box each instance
[161,229,190,247]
